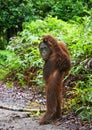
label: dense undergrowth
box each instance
[1,0,92,49]
[0,16,92,122]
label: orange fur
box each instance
[39,35,71,125]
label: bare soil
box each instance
[0,109,68,130]
[0,83,91,130]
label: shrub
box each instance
[1,17,92,121]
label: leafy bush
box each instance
[0,0,92,49]
[5,16,92,83]
[0,50,18,80]
[1,16,92,121]
[6,35,43,87]
[24,0,92,21]
[50,0,92,21]
[0,0,36,48]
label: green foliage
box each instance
[0,0,36,48]
[69,17,92,121]
[6,35,43,87]
[3,16,92,84]
[23,0,92,21]
[0,0,34,31]
[0,0,91,32]
[74,83,92,122]
[0,16,92,121]
[0,0,92,49]
[50,0,92,21]
[0,50,18,79]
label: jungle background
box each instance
[0,0,92,128]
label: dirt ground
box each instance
[0,83,68,130]
[0,109,68,130]
[0,83,91,130]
